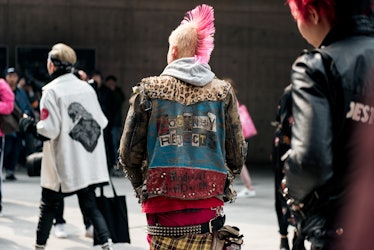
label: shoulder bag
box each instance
[94,177,131,245]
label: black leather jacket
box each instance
[285,15,374,207]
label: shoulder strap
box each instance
[100,176,118,197]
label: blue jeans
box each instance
[36,186,111,245]
[111,126,121,164]
[4,133,21,176]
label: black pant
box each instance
[104,125,115,172]
[272,135,291,236]
[54,199,66,225]
[297,202,341,250]
[54,198,92,229]
[36,186,110,245]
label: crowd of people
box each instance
[0,0,374,249]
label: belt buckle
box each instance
[208,217,216,233]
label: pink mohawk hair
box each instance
[181,4,215,64]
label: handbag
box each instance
[94,177,131,245]
[26,151,43,177]
[0,103,23,134]
[238,103,257,139]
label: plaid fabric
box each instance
[150,233,213,250]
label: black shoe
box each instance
[5,174,17,181]
[280,237,290,250]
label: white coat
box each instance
[37,73,109,193]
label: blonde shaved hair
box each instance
[168,22,198,59]
[48,43,77,65]
[169,4,215,63]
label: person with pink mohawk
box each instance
[119,4,246,249]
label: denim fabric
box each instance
[111,126,121,164]
[4,134,21,175]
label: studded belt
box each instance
[146,215,226,237]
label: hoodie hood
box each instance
[161,57,215,86]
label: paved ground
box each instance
[0,165,309,250]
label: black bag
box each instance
[26,151,42,177]
[94,178,131,245]
[0,103,22,134]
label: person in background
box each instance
[88,71,114,174]
[17,76,40,167]
[74,69,88,81]
[223,77,256,198]
[104,75,125,175]
[3,67,34,181]
[283,0,374,249]
[118,4,246,249]
[0,78,15,216]
[19,43,113,250]
[272,84,305,250]
[18,76,40,116]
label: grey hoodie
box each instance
[161,57,215,87]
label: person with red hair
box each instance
[118,4,246,249]
[282,0,374,249]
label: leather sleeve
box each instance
[284,51,334,202]
[224,87,247,176]
[118,86,149,189]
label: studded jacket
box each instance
[118,75,247,203]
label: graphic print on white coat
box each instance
[68,102,101,152]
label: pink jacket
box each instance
[0,78,15,136]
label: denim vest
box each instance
[146,89,228,200]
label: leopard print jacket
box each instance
[118,75,247,202]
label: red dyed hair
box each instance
[287,0,336,23]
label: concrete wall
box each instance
[0,0,309,164]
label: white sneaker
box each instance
[237,188,256,198]
[102,238,113,250]
[54,223,68,238]
[35,244,45,250]
[85,225,94,238]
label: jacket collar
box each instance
[50,69,71,81]
[321,15,374,47]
